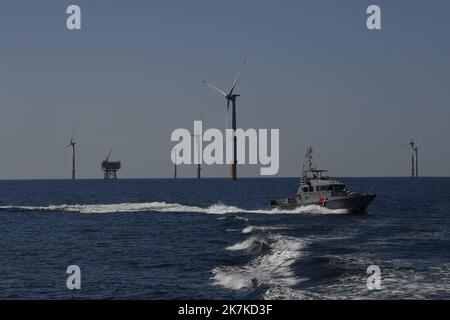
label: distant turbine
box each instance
[202,58,247,181]
[402,124,419,178]
[66,133,76,180]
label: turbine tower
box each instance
[202,58,247,181]
[414,145,419,177]
[192,113,203,179]
[172,147,178,179]
[66,135,76,180]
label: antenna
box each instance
[106,148,112,161]
[306,146,313,170]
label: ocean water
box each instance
[0,177,449,299]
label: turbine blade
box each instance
[410,122,419,143]
[202,80,227,96]
[71,121,76,142]
[228,58,247,96]
[194,113,204,135]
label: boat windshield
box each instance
[304,169,328,180]
[329,185,346,192]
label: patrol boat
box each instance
[269,147,376,214]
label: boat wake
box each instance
[212,234,309,291]
[0,202,348,215]
[226,236,270,252]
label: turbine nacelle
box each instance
[402,140,416,153]
[66,141,76,148]
[226,93,240,99]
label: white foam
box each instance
[211,271,253,291]
[242,225,291,234]
[0,202,207,214]
[263,286,315,300]
[226,237,267,251]
[242,226,255,234]
[212,234,309,291]
[0,202,347,215]
[254,205,348,215]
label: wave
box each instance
[212,234,309,291]
[226,236,269,251]
[263,286,315,300]
[242,226,256,234]
[0,202,241,214]
[0,202,347,215]
[261,205,348,215]
[242,225,292,234]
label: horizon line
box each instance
[0,176,448,181]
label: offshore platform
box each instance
[101,149,121,179]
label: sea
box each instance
[0,177,449,299]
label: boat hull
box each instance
[270,193,376,214]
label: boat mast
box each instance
[306,146,313,170]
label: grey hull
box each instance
[317,193,376,214]
[270,193,376,214]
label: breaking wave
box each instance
[226,236,269,251]
[242,225,291,234]
[0,202,348,215]
[242,226,256,234]
[212,234,309,291]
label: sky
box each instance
[0,0,449,179]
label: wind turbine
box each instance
[402,126,418,178]
[202,58,247,181]
[66,131,76,180]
